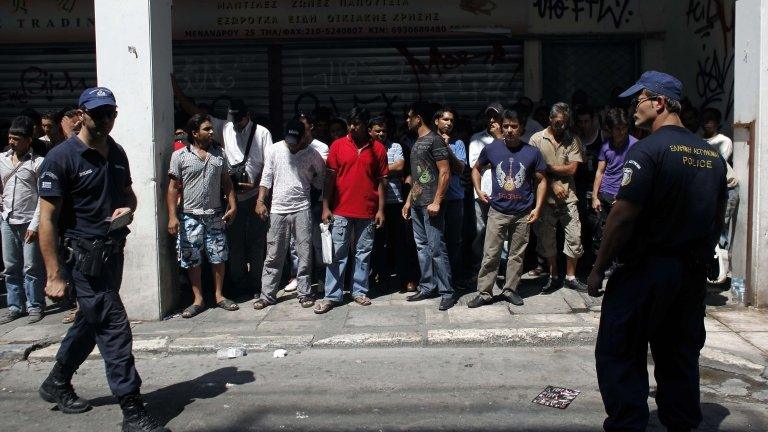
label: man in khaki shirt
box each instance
[529,102,588,293]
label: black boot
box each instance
[38,362,92,414]
[119,393,170,432]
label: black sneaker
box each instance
[501,290,524,306]
[564,277,588,293]
[466,295,492,308]
[541,277,562,295]
[0,309,23,325]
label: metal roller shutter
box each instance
[282,40,524,124]
[0,42,270,128]
[0,44,96,124]
[172,42,270,121]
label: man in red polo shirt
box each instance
[314,107,388,314]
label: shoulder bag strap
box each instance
[237,122,257,166]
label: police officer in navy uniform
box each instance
[36,87,169,432]
[587,72,727,432]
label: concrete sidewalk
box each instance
[1,283,766,379]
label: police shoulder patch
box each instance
[621,167,633,187]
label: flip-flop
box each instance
[217,298,239,311]
[182,304,205,318]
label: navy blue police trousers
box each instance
[596,254,706,432]
[55,252,141,397]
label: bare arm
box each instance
[221,169,237,222]
[166,177,181,235]
[171,73,203,117]
[471,162,489,201]
[547,161,579,177]
[388,159,405,174]
[39,197,62,279]
[592,199,642,274]
[375,179,386,228]
[534,171,547,212]
[321,170,337,223]
[432,159,451,206]
[592,161,606,200]
[447,150,465,175]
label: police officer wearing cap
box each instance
[36,87,169,432]
[587,72,727,432]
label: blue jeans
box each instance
[720,185,739,250]
[411,206,453,298]
[444,199,464,281]
[1,220,45,313]
[323,215,375,302]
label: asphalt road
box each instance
[1,346,766,431]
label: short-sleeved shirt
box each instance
[410,131,449,207]
[617,125,727,259]
[384,141,405,204]
[260,141,325,214]
[529,128,583,204]
[38,135,133,240]
[446,138,467,201]
[598,135,638,197]
[169,145,229,215]
[476,140,546,214]
[327,135,389,219]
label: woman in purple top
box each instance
[590,108,637,255]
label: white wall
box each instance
[94,0,176,319]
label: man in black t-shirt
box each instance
[402,102,456,311]
[588,72,727,432]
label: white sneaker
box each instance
[284,278,298,292]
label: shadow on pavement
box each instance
[89,366,255,426]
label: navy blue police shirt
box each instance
[37,135,133,240]
[616,125,727,259]
[476,139,546,214]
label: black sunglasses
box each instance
[85,107,118,119]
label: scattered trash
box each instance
[533,385,581,409]
[464,363,474,368]
[223,405,230,408]
[225,383,234,388]
[216,346,247,359]
[273,349,288,358]
[296,411,309,419]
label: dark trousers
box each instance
[373,202,408,288]
[56,252,141,398]
[444,199,464,281]
[596,255,706,432]
[591,192,615,255]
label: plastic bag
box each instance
[320,222,333,265]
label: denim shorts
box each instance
[177,213,229,268]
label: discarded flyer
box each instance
[532,385,581,409]
[216,346,246,359]
[273,349,288,358]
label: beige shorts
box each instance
[535,201,584,259]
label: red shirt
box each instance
[327,134,389,219]
[173,140,186,151]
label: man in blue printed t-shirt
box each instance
[467,110,548,308]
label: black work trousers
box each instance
[55,251,141,398]
[596,254,706,432]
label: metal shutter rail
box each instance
[282,40,524,124]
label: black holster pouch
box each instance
[64,237,124,278]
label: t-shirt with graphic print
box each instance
[409,131,449,207]
[476,139,546,215]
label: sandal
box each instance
[313,300,336,314]
[217,298,239,311]
[253,299,272,310]
[353,296,372,306]
[182,304,205,319]
[61,308,78,324]
[299,297,316,308]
